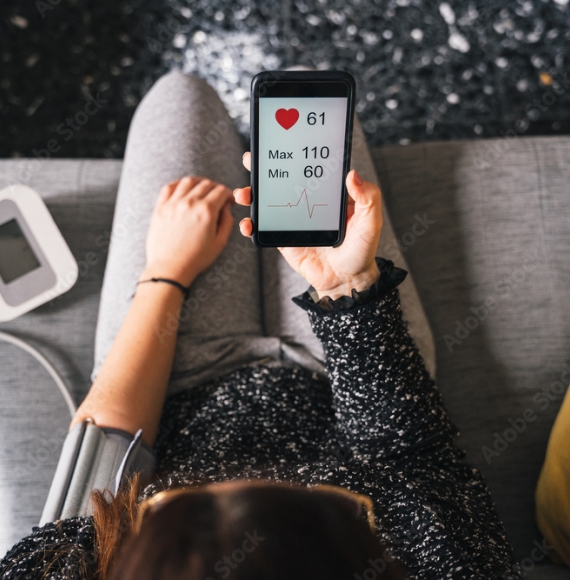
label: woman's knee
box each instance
[148,70,217,104]
[127,70,224,135]
[158,70,211,90]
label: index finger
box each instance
[203,183,235,213]
[233,186,251,206]
[242,152,251,172]
[158,180,179,202]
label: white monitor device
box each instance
[0,185,78,321]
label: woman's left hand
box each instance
[143,176,235,287]
[234,153,383,300]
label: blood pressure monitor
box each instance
[0,185,78,321]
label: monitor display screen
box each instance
[0,218,41,284]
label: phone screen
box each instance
[258,96,348,232]
[251,72,355,247]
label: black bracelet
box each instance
[136,277,191,299]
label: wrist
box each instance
[134,277,187,304]
[313,266,380,301]
[140,264,196,288]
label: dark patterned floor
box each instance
[2,0,570,159]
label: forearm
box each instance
[295,259,456,460]
[70,272,185,447]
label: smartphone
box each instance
[250,70,356,247]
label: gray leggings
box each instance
[92,71,435,397]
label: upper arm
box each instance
[41,420,156,524]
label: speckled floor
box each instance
[2,0,570,158]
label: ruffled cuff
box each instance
[292,257,407,313]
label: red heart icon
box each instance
[275,108,299,130]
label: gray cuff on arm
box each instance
[39,419,156,525]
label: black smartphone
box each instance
[250,70,356,248]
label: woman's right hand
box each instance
[143,176,235,287]
[234,153,383,300]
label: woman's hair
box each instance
[91,477,403,580]
[90,472,144,580]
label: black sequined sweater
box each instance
[0,259,521,580]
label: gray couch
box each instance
[1,136,569,579]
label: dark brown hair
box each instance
[98,480,404,580]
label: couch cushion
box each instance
[372,136,570,564]
[0,160,121,556]
[1,139,570,580]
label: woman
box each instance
[0,71,521,580]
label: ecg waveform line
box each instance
[267,189,328,219]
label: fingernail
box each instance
[352,169,363,186]
[233,188,238,197]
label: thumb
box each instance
[346,169,380,210]
[346,169,368,204]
